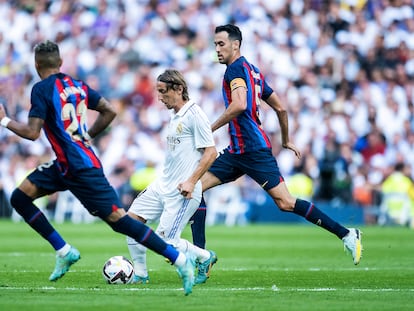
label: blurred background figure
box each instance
[54,191,96,224]
[205,181,248,227]
[379,162,414,228]
[285,154,316,202]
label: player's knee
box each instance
[201,172,220,191]
[105,208,126,223]
[275,198,295,212]
[127,211,147,223]
[108,214,147,238]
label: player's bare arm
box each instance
[264,92,301,159]
[86,97,116,138]
[178,145,217,198]
[211,86,247,132]
[0,103,43,141]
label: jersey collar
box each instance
[175,99,195,117]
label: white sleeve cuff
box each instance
[0,117,11,128]
[84,131,92,140]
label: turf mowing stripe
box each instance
[2,266,413,273]
[1,286,413,292]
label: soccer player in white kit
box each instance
[127,69,218,285]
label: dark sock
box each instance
[10,188,66,250]
[292,198,349,239]
[190,196,207,248]
[110,215,179,263]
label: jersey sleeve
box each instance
[29,83,48,119]
[261,79,274,100]
[85,84,102,110]
[225,63,246,88]
[193,106,215,149]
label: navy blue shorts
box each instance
[27,160,122,219]
[209,148,284,191]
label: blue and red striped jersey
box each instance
[29,73,102,174]
[222,56,274,154]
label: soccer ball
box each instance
[102,256,134,284]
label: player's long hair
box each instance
[157,69,189,101]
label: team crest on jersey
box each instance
[176,122,183,134]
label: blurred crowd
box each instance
[1,0,414,226]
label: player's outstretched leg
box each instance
[176,253,196,296]
[342,228,363,265]
[292,199,363,264]
[127,236,150,284]
[195,250,218,284]
[111,215,196,295]
[49,246,81,281]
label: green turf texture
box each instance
[0,219,412,311]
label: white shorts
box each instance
[128,180,201,247]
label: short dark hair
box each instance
[215,24,242,47]
[395,162,405,171]
[34,40,61,69]
[157,69,189,101]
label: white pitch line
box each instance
[0,286,413,293]
[1,266,413,274]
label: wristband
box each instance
[0,117,11,128]
[84,131,92,140]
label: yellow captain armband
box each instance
[230,78,246,91]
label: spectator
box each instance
[0,0,413,227]
[380,162,414,227]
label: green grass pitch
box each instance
[0,219,413,311]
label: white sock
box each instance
[177,239,210,263]
[56,244,71,257]
[173,252,186,268]
[126,236,148,277]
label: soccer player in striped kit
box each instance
[190,24,363,266]
[0,41,195,295]
[126,69,218,285]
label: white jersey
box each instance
[129,99,214,248]
[159,99,215,197]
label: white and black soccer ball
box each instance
[102,256,134,284]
